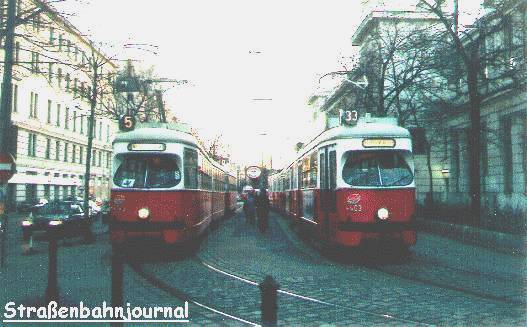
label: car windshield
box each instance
[113,154,181,189]
[342,151,413,187]
[33,202,81,216]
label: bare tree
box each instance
[418,0,526,223]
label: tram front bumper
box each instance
[110,220,187,244]
[337,221,415,232]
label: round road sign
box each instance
[246,166,262,179]
[0,153,15,183]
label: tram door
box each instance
[319,145,337,238]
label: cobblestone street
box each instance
[2,208,525,326]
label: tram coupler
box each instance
[259,275,279,327]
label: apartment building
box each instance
[1,0,118,209]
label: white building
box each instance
[1,0,118,209]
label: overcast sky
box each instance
[55,0,481,168]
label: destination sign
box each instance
[362,138,396,148]
[128,143,166,151]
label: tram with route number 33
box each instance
[109,122,237,245]
[269,114,416,250]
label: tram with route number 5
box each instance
[109,122,237,245]
[269,115,416,250]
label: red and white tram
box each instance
[109,123,237,245]
[269,116,416,248]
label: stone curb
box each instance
[415,218,527,256]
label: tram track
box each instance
[196,256,435,326]
[128,259,261,326]
[273,213,527,307]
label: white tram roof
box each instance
[113,123,198,147]
[281,117,410,171]
[113,123,235,177]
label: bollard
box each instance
[111,243,124,327]
[45,228,59,303]
[259,275,279,327]
[0,215,6,267]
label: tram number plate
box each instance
[347,204,362,212]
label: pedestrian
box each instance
[244,190,256,225]
[257,188,269,232]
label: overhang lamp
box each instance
[377,208,389,220]
[138,208,150,219]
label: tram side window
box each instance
[342,151,413,187]
[184,148,198,189]
[319,153,326,189]
[309,152,318,188]
[114,154,181,189]
[329,151,336,190]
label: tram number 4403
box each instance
[339,110,358,125]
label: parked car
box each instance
[16,199,42,213]
[79,201,101,220]
[21,201,94,241]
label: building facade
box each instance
[0,0,118,209]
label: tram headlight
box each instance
[22,220,33,226]
[48,220,63,226]
[138,207,150,219]
[377,208,389,220]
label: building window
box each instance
[58,34,63,51]
[47,100,52,124]
[49,26,55,45]
[409,127,427,155]
[27,133,37,157]
[65,107,69,129]
[65,73,70,92]
[56,104,61,127]
[80,115,84,134]
[55,140,60,160]
[48,63,53,81]
[72,144,76,163]
[106,152,111,168]
[57,68,62,88]
[92,150,96,166]
[73,111,77,132]
[12,84,17,112]
[501,117,513,194]
[450,129,460,192]
[481,122,488,183]
[30,51,40,73]
[98,121,102,140]
[45,138,51,159]
[79,146,84,164]
[64,143,68,162]
[73,78,78,96]
[29,92,38,118]
[106,124,110,142]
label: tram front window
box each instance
[114,154,181,188]
[342,151,413,187]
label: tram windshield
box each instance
[113,154,181,188]
[342,151,413,187]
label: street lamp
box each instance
[441,168,450,195]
